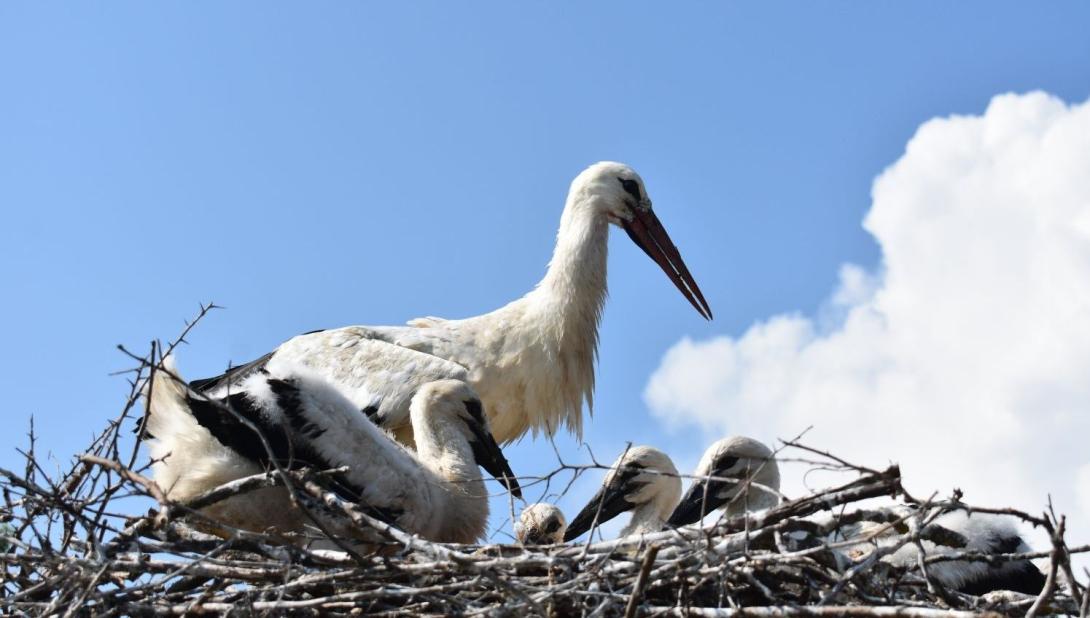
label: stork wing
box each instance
[192,326,470,432]
[406,316,448,328]
[189,328,327,393]
[189,351,276,393]
[185,375,407,524]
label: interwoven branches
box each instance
[1,307,1086,617]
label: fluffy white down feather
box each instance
[883,511,1038,591]
[144,357,495,544]
[515,503,567,545]
[832,508,1043,593]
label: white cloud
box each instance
[646,92,1090,546]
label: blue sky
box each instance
[2,3,1088,539]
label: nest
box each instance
[2,310,1087,616]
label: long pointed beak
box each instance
[563,462,651,541]
[563,479,636,541]
[667,479,732,528]
[623,207,713,320]
[469,424,523,499]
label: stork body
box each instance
[833,508,1045,596]
[145,358,519,544]
[193,162,711,444]
[563,446,681,541]
[667,436,781,528]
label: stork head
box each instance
[563,445,681,541]
[572,161,713,320]
[667,436,780,528]
[515,502,567,545]
[412,380,522,499]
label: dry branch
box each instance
[1,310,1085,616]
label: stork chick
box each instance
[145,357,520,544]
[667,436,780,528]
[836,508,1045,596]
[563,446,681,541]
[515,503,567,545]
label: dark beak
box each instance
[523,529,549,545]
[623,207,713,320]
[523,518,563,545]
[666,479,734,528]
[563,473,641,542]
[468,422,523,499]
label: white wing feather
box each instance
[264,327,469,431]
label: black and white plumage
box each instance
[832,507,1046,596]
[667,436,781,528]
[144,357,520,544]
[515,503,567,545]
[563,446,681,541]
[189,162,711,447]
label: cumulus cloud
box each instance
[646,92,1090,539]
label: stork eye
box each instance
[462,399,486,426]
[618,178,641,201]
[715,455,739,474]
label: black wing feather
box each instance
[958,560,1045,596]
[188,329,327,393]
[186,378,400,524]
[189,352,276,393]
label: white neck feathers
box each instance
[621,505,668,537]
[409,405,489,543]
[448,185,611,442]
[524,194,609,434]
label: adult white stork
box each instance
[144,357,520,544]
[191,162,711,444]
[563,445,681,541]
[666,436,781,528]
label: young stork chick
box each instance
[515,503,567,545]
[835,508,1045,596]
[562,446,681,541]
[144,357,520,544]
[667,436,780,528]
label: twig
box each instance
[623,543,660,618]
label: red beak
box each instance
[623,208,713,320]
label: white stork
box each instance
[832,507,1046,596]
[666,436,781,528]
[190,162,712,445]
[144,358,520,544]
[515,503,567,545]
[563,445,682,541]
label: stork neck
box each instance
[531,198,610,326]
[410,411,490,543]
[621,505,666,537]
[412,418,479,486]
[726,480,780,516]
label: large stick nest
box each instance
[1,308,1087,617]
